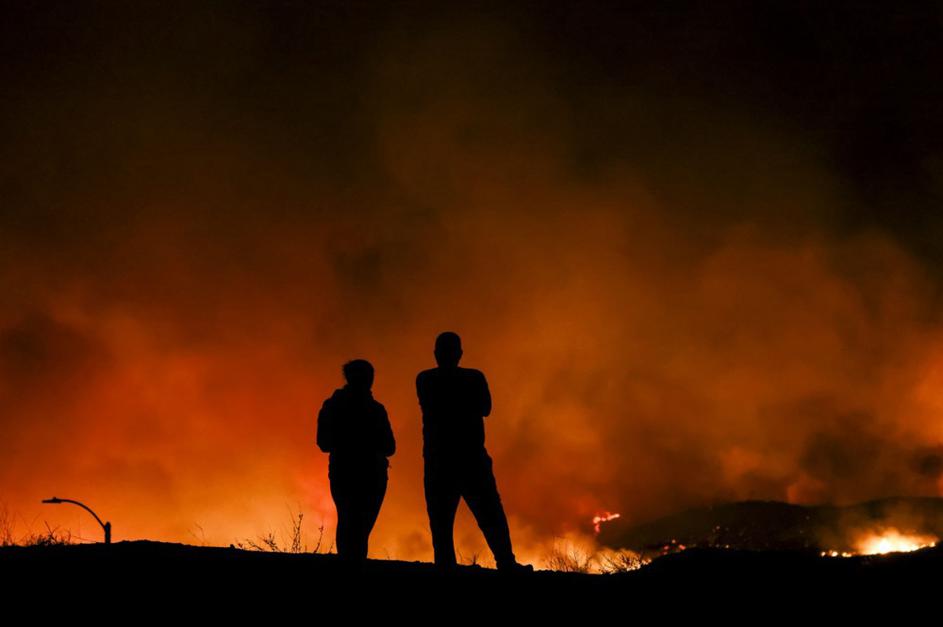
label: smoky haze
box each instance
[2,3,943,561]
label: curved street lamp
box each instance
[42,497,111,544]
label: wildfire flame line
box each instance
[821,528,938,558]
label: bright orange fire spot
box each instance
[821,550,855,558]
[592,512,621,534]
[854,529,937,555]
[821,528,938,558]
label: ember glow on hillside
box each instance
[2,4,943,564]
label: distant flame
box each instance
[821,549,854,558]
[854,529,937,555]
[592,512,621,534]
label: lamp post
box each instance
[42,497,111,544]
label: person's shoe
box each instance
[497,560,534,574]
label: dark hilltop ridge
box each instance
[3,529,942,615]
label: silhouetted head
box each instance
[342,359,374,391]
[434,331,463,368]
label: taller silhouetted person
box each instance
[317,359,395,562]
[417,332,531,572]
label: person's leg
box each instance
[462,453,516,568]
[358,469,388,560]
[346,483,368,561]
[329,470,353,559]
[424,460,461,566]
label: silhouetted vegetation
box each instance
[234,509,332,554]
[1,503,75,547]
[543,540,594,573]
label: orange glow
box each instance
[658,539,687,555]
[821,550,855,558]
[4,10,943,568]
[854,529,937,555]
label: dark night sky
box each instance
[4,2,942,255]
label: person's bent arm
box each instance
[316,399,334,453]
[479,371,492,418]
[416,372,427,413]
[379,406,396,457]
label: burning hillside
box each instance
[598,497,943,558]
[823,528,938,557]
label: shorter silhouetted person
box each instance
[317,359,395,561]
[417,332,531,572]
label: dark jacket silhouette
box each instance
[317,361,395,561]
[417,366,491,460]
[417,332,525,571]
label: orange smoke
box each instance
[2,6,943,564]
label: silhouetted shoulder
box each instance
[417,368,437,384]
[457,367,489,387]
[316,388,345,453]
[416,368,436,411]
[416,369,435,393]
[462,367,488,381]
